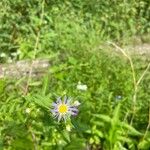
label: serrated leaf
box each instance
[27,94,51,109]
[112,104,121,125]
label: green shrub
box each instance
[0,0,149,61]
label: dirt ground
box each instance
[126,43,150,57]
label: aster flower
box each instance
[51,96,79,122]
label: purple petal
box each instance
[69,107,78,112]
[70,111,78,116]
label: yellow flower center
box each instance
[58,104,68,113]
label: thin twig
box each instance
[136,62,150,86]
[24,0,45,95]
[108,42,150,125]
[108,42,137,122]
[109,42,150,148]
[108,42,136,88]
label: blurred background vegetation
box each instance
[0,0,150,150]
[0,0,150,62]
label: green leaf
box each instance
[42,74,50,95]
[71,119,90,132]
[122,123,143,136]
[93,114,111,123]
[112,104,121,124]
[27,94,52,109]
[61,131,70,142]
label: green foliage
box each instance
[1,48,150,149]
[0,0,150,62]
[92,104,142,149]
[0,0,150,149]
